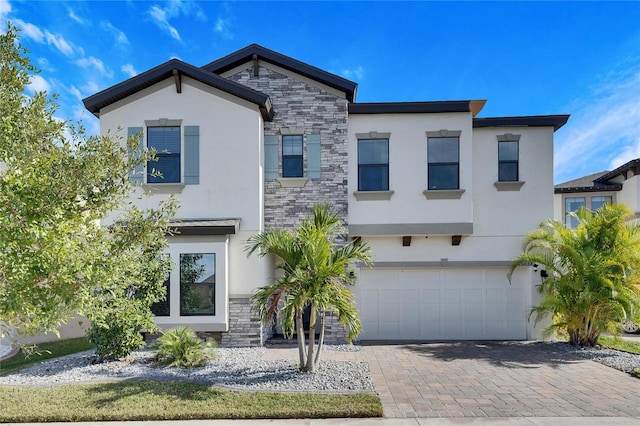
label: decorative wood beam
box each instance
[173,69,182,93]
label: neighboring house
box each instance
[554,158,640,227]
[82,44,569,345]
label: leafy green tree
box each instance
[247,203,372,372]
[0,24,176,357]
[509,203,640,346]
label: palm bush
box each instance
[509,203,640,346]
[247,203,372,372]
[155,327,216,367]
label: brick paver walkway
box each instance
[264,341,640,418]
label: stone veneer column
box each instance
[225,64,350,346]
[219,297,272,347]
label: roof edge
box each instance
[83,59,273,121]
[202,43,357,102]
[348,100,486,115]
[473,115,570,131]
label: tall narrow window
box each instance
[498,140,519,182]
[151,277,170,316]
[147,126,181,183]
[282,135,303,177]
[180,253,215,316]
[428,137,459,190]
[358,138,389,191]
[565,197,586,229]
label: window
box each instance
[282,135,303,178]
[565,197,586,228]
[564,195,613,228]
[147,126,181,183]
[591,196,612,211]
[358,138,389,191]
[428,137,459,190]
[498,140,519,182]
[180,253,215,316]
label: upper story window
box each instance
[358,138,389,191]
[427,136,459,190]
[282,135,303,178]
[147,126,181,183]
[564,195,612,228]
[498,140,519,182]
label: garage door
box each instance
[354,268,528,340]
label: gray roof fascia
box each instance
[202,44,358,102]
[594,158,640,183]
[83,59,274,121]
[473,115,570,132]
[348,101,479,115]
[554,185,622,194]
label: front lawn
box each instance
[0,337,95,376]
[598,336,640,354]
[0,380,383,422]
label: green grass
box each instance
[0,337,95,376]
[598,335,640,354]
[0,380,383,422]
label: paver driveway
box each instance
[272,341,640,419]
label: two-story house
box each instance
[83,44,569,345]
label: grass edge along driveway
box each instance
[0,379,382,422]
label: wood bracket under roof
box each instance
[253,54,259,77]
[173,69,182,93]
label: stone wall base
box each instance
[219,297,271,347]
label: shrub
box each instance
[155,327,216,368]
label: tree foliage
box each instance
[247,203,372,372]
[0,25,176,357]
[509,203,640,346]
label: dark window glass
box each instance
[282,135,303,177]
[428,137,459,190]
[147,126,181,183]
[358,139,389,191]
[498,141,518,182]
[180,253,215,316]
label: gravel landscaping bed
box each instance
[0,345,374,392]
[551,341,640,373]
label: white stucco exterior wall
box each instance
[98,76,272,321]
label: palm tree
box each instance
[509,203,640,346]
[246,203,372,372]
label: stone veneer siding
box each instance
[227,65,349,229]
[219,297,271,347]
[222,64,351,346]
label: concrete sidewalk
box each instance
[7,418,640,425]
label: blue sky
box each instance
[1,0,639,184]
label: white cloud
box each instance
[81,81,101,95]
[69,85,83,101]
[13,18,44,42]
[37,57,54,72]
[341,66,365,81]
[554,64,640,183]
[43,29,74,56]
[148,0,207,41]
[101,21,129,45]
[27,74,51,93]
[67,8,85,25]
[214,17,233,40]
[0,0,11,23]
[149,5,181,41]
[76,56,113,78]
[121,64,137,78]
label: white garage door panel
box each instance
[356,268,528,340]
